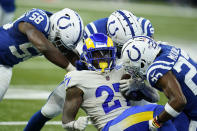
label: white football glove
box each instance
[119,79,134,93]
[62,116,90,131]
[119,78,143,96]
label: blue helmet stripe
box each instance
[74,12,83,46]
[117,10,135,36]
[141,19,146,34]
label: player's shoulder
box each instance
[66,70,94,77]
[137,17,154,37]
[84,17,108,39]
[20,8,51,35]
[25,8,50,17]
[147,44,180,87]
[64,70,98,88]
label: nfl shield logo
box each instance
[106,75,110,81]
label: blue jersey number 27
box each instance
[96,83,121,114]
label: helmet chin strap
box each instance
[99,62,108,73]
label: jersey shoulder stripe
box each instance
[137,17,154,37]
[147,44,181,87]
[147,60,174,88]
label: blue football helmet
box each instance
[82,33,116,72]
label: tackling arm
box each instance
[119,76,159,103]
[18,22,70,69]
[153,71,187,127]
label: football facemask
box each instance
[82,33,116,72]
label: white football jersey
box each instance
[64,67,130,130]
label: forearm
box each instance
[27,29,70,69]
[64,49,79,66]
[158,97,186,123]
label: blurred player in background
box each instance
[121,36,197,130]
[62,33,189,131]
[0,0,15,26]
[0,8,83,102]
[24,10,158,131]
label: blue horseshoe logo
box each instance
[127,45,141,61]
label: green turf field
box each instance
[0,0,196,130]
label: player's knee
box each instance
[41,104,62,118]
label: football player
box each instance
[24,10,158,131]
[0,8,83,102]
[62,33,189,131]
[77,9,154,58]
[78,9,158,99]
[0,0,15,26]
[121,36,197,130]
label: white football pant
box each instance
[41,82,66,118]
[189,120,197,131]
[0,5,14,26]
[0,65,12,101]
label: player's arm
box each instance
[139,83,159,103]
[63,48,80,66]
[120,74,159,103]
[153,71,187,127]
[18,22,70,69]
[62,86,89,131]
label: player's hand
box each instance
[119,78,144,96]
[119,79,134,93]
[73,116,90,131]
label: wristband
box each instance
[152,116,161,128]
[164,103,180,117]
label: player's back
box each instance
[65,68,130,130]
[147,43,197,120]
[83,18,108,40]
[0,8,51,66]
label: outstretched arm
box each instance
[152,71,187,127]
[18,22,71,69]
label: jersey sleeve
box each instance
[14,8,51,36]
[64,71,77,89]
[146,56,175,90]
[137,17,154,37]
[63,71,87,93]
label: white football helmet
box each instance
[107,10,142,47]
[49,8,84,50]
[121,36,161,78]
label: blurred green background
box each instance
[0,0,197,130]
